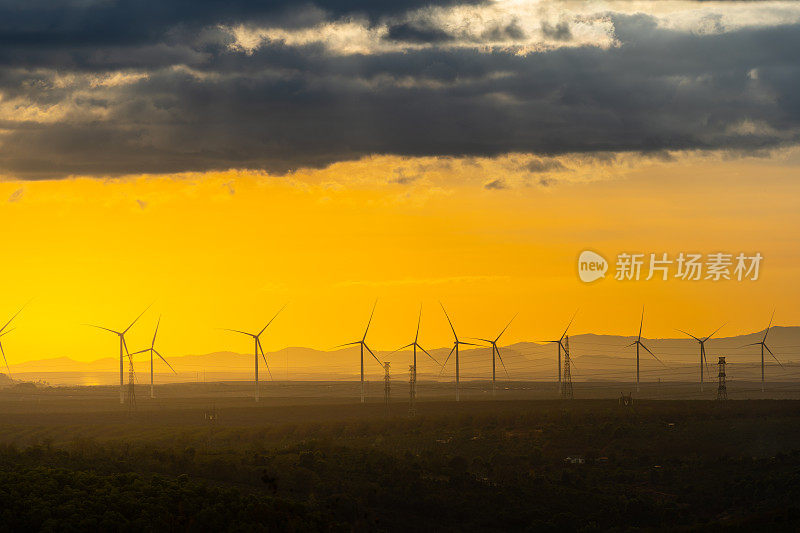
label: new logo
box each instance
[578,250,608,283]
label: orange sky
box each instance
[0,150,798,365]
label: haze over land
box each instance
[8,327,799,386]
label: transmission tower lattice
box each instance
[717,356,727,401]
[561,335,573,400]
[127,355,136,411]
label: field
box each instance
[1,382,799,531]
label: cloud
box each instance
[526,158,567,173]
[389,168,420,185]
[8,188,23,202]
[1,3,800,179]
[386,22,455,43]
[540,21,572,41]
[484,178,507,190]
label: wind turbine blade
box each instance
[258,303,287,337]
[221,328,255,337]
[417,345,442,367]
[0,301,28,334]
[0,341,10,376]
[257,339,273,380]
[415,304,422,343]
[362,300,378,341]
[764,309,775,342]
[458,341,479,347]
[640,342,667,367]
[738,342,762,348]
[363,343,382,367]
[625,341,637,348]
[153,349,177,374]
[440,302,459,341]
[439,345,456,377]
[387,343,414,356]
[84,324,120,335]
[676,329,701,342]
[705,323,726,341]
[128,349,150,355]
[495,313,518,342]
[496,347,510,379]
[262,357,273,381]
[151,315,161,348]
[124,302,153,334]
[639,342,666,366]
[0,327,16,338]
[638,306,644,340]
[470,338,494,344]
[764,344,784,369]
[561,309,578,341]
[122,337,131,356]
[332,341,361,349]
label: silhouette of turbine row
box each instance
[340,302,515,403]
[0,301,786,404]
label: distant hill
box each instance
[8,327,800,386]
[0,373,13,388]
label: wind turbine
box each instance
[626,307,664,392]
[0,302,27,378]
[439,303,478,402]
[391,305,441,376]
[473,313,516,396]
[86,304,151,404]
[543,311,577,392]
[740,311,782,392]
[130,316,176,399]
[223,305,285,402]
[335,301,382,403]
[677,324,724,392]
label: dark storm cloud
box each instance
[1,2,800,179]
[386,22,456,44]
[0,0,485,47]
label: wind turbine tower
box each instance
[440,303,477,402]
[383,361,391,411]
[86,304,151,404]
[474,314,516,396]
[741,311,782,392]
[336,301,382,403]
[408,365,416,416]
[627,307,664,392]
[678,324,724,392]
[223,305,285,401]
[130,316,177,398]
